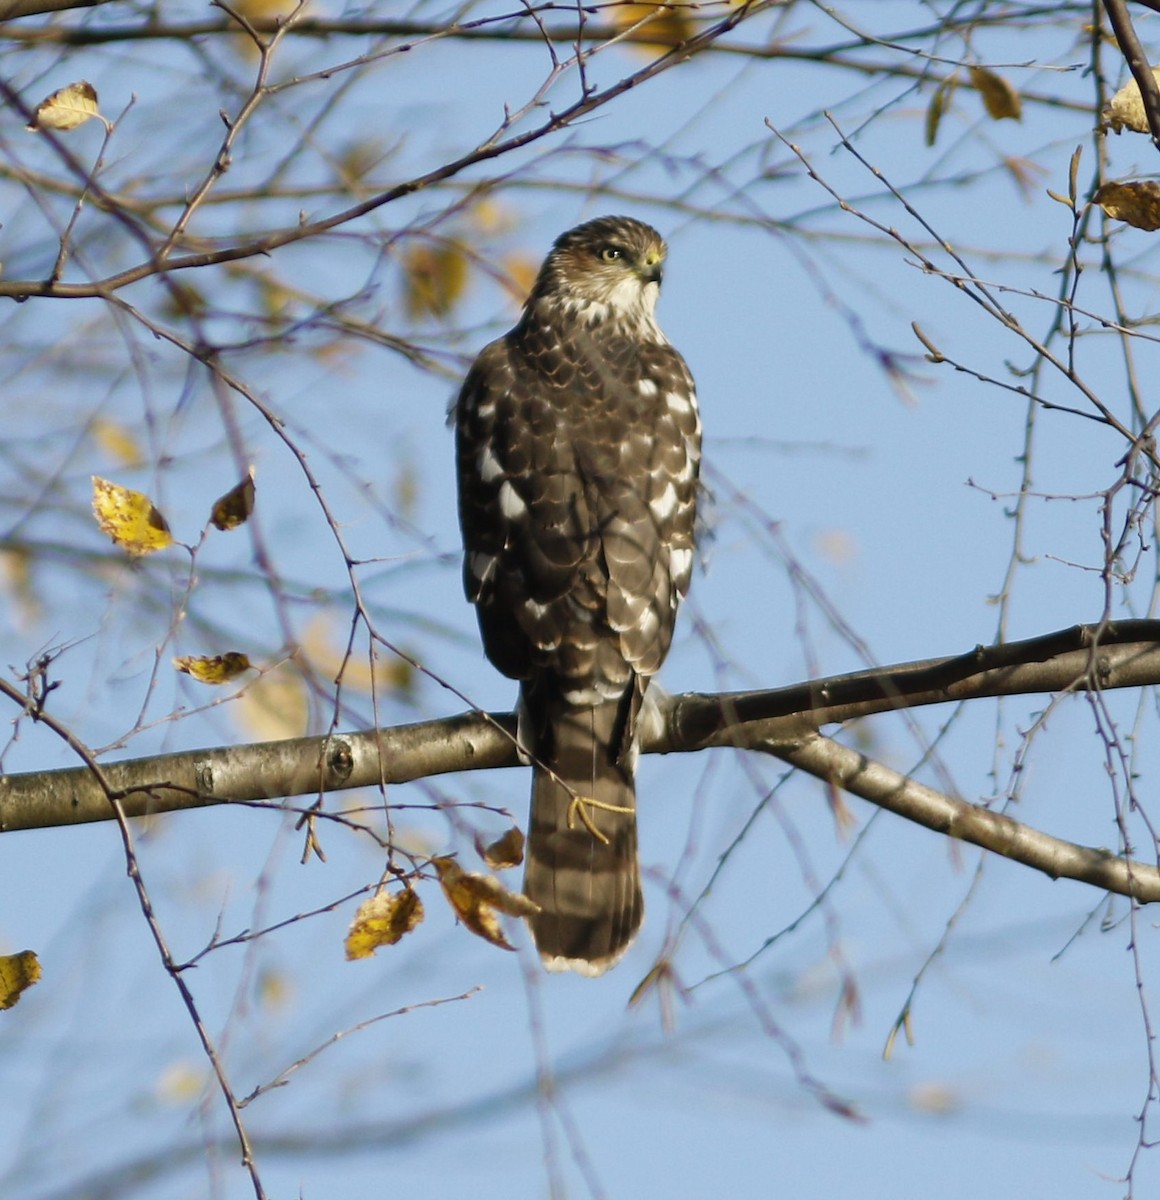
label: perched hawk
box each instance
[454,215,701,975]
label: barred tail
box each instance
[523,698,643,976]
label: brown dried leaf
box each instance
[433,856,538,951]
[968,66,1021,122]
[345,888,424,959]
[210,467,256,531]
[1094,181,1160,231]
[476,825,525,870]
[298,614,375,694]
[1001,155,1047,202]
[1101,69,1160,134]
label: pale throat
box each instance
[552,278,665,341]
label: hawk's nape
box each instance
[454,215,701,975]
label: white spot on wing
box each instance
[498,480,527,519]
[478,445,504,483]
[665,390,692,415]
[670,546,693,581]
[638,378,659,398]
[649,481,677,522]
[469,551,496,583]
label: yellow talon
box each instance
[566,793,635,844]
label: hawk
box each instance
[454,215,701,975]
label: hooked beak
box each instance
[639,260,664,286]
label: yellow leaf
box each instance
[433,856,538,952]
[0,950,41,1010]
[257,277,294,320]
[230,0,301,19]
[476,825,525,870]
[154,1059,207,1105]
[402,242,470,320]
[256,965,292,1011]
[299,614,375,694]
[0,548,41,629]
[380,655,416,698]
[908,1080,962,1116]
[26,81,109,133]
[337,138,387,185]
[91,418,144,468]
[160,282,208,320]
[613,2,694,49]
[502,253,540,304]
[173,652,252,684]
[968,66,1022,122]
[210,467,256,531]
[1101,68,1160,134]
[91,476,174,556]
[236,666,309,739]
[393,460,418,519]
[469,199,515,235]
[1094,181,1160,231]
[225,0,304,58]
[345,888,424,959]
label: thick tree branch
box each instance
[664,619,1160,749]
[0,0,109,19]
[3,622,1160,900]
[770,732,1156,900]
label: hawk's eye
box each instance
[600,246,623,262]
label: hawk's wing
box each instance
[455,319,699,697]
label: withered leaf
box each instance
[433,856,538,952]
[345,888,424,959]
[968,66,1021,122]
[27,81,109,133]
[210,467,256,531]
[1094,181,1160,231]
[476,826,525,870]
[1101,69,1160,135]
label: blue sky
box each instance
[2,3,1160,1197]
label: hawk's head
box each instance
[530,215,668,328]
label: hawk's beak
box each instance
[640,260,664,286]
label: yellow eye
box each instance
[600,246,623,262]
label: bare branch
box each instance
[5,622,1160,901]
[770,731,1158,900]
